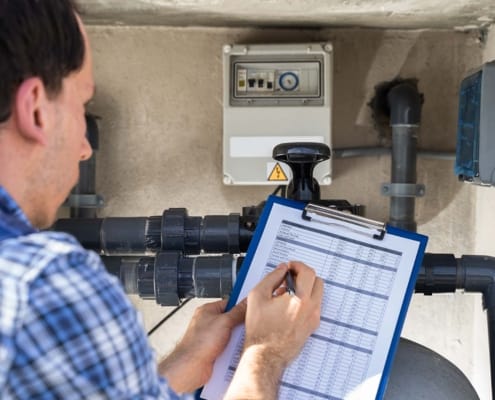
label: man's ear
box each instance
[13,77,50,146]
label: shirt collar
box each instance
[0,186,37,239]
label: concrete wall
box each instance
[484,26,495,60]
[85,25,491,398]
[79,0,495,30]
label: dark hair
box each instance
[0,0,84,123]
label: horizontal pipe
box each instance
[332,147,455,160]
[53,210,257,255]
[102,253,242,306]
[106,251,495,395]
[53,202,360,256]
[108,252,495,301]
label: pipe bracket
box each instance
[63,194,105,208]
[381,183,425,197]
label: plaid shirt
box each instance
[0,186,193,400]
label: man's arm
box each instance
[225,262,323,400]
[13,241,189,399]
[158,298,247,393]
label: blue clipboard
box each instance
[199,195,428,400]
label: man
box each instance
[0,1,323,399]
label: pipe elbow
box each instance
[461,255,495,308]
[387,82,422,126]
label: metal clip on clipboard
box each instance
[302,203,387,240]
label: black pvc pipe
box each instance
[415,253,459,294]
[70,114,100,219]
[332,147,454,160]
[102,252,241,306]
[417,253,495,399]
[387,82,423,232]
[53,217,163,254]
[54,218,104,250]
[53,211,257,255]
[71,157,98,219]
[388,82,422,126]
[459,255,495,400]
[389,126,418,232]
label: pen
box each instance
[286,269,296,296]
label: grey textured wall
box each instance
[86,25,492,398]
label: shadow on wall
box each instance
[323,28,480,226]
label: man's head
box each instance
[0,0,94,228]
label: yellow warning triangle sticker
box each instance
[268,163,288,181]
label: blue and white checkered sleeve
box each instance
[9,246,193,400]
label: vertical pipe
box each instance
[487,304,495,400]
[71,155,97,218]
[387,82,422,232]
[456,255,495,399]
[389,126,419,231]
[70,114,99,218]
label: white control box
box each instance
[223,43,333,185]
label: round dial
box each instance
[278,72,299,91]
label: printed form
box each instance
[201,200,426,400]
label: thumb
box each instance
[225,298,247,327]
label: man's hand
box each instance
[159,298,246,393]
[225,262,323,400]
[245,261,323,359]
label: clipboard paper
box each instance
[201,196,428,400]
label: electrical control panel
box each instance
[455,60,495,186]
[232,61,323,104]
[223,43,333,185]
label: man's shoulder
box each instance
[0,231,101,281]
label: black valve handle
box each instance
[272,142,331,202]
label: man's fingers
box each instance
[272,285,288,297]
[311,277,324,302]
[226,298,247,326]
[202,298,228,314]
[289,261,316,298]
[254,263,289,298]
